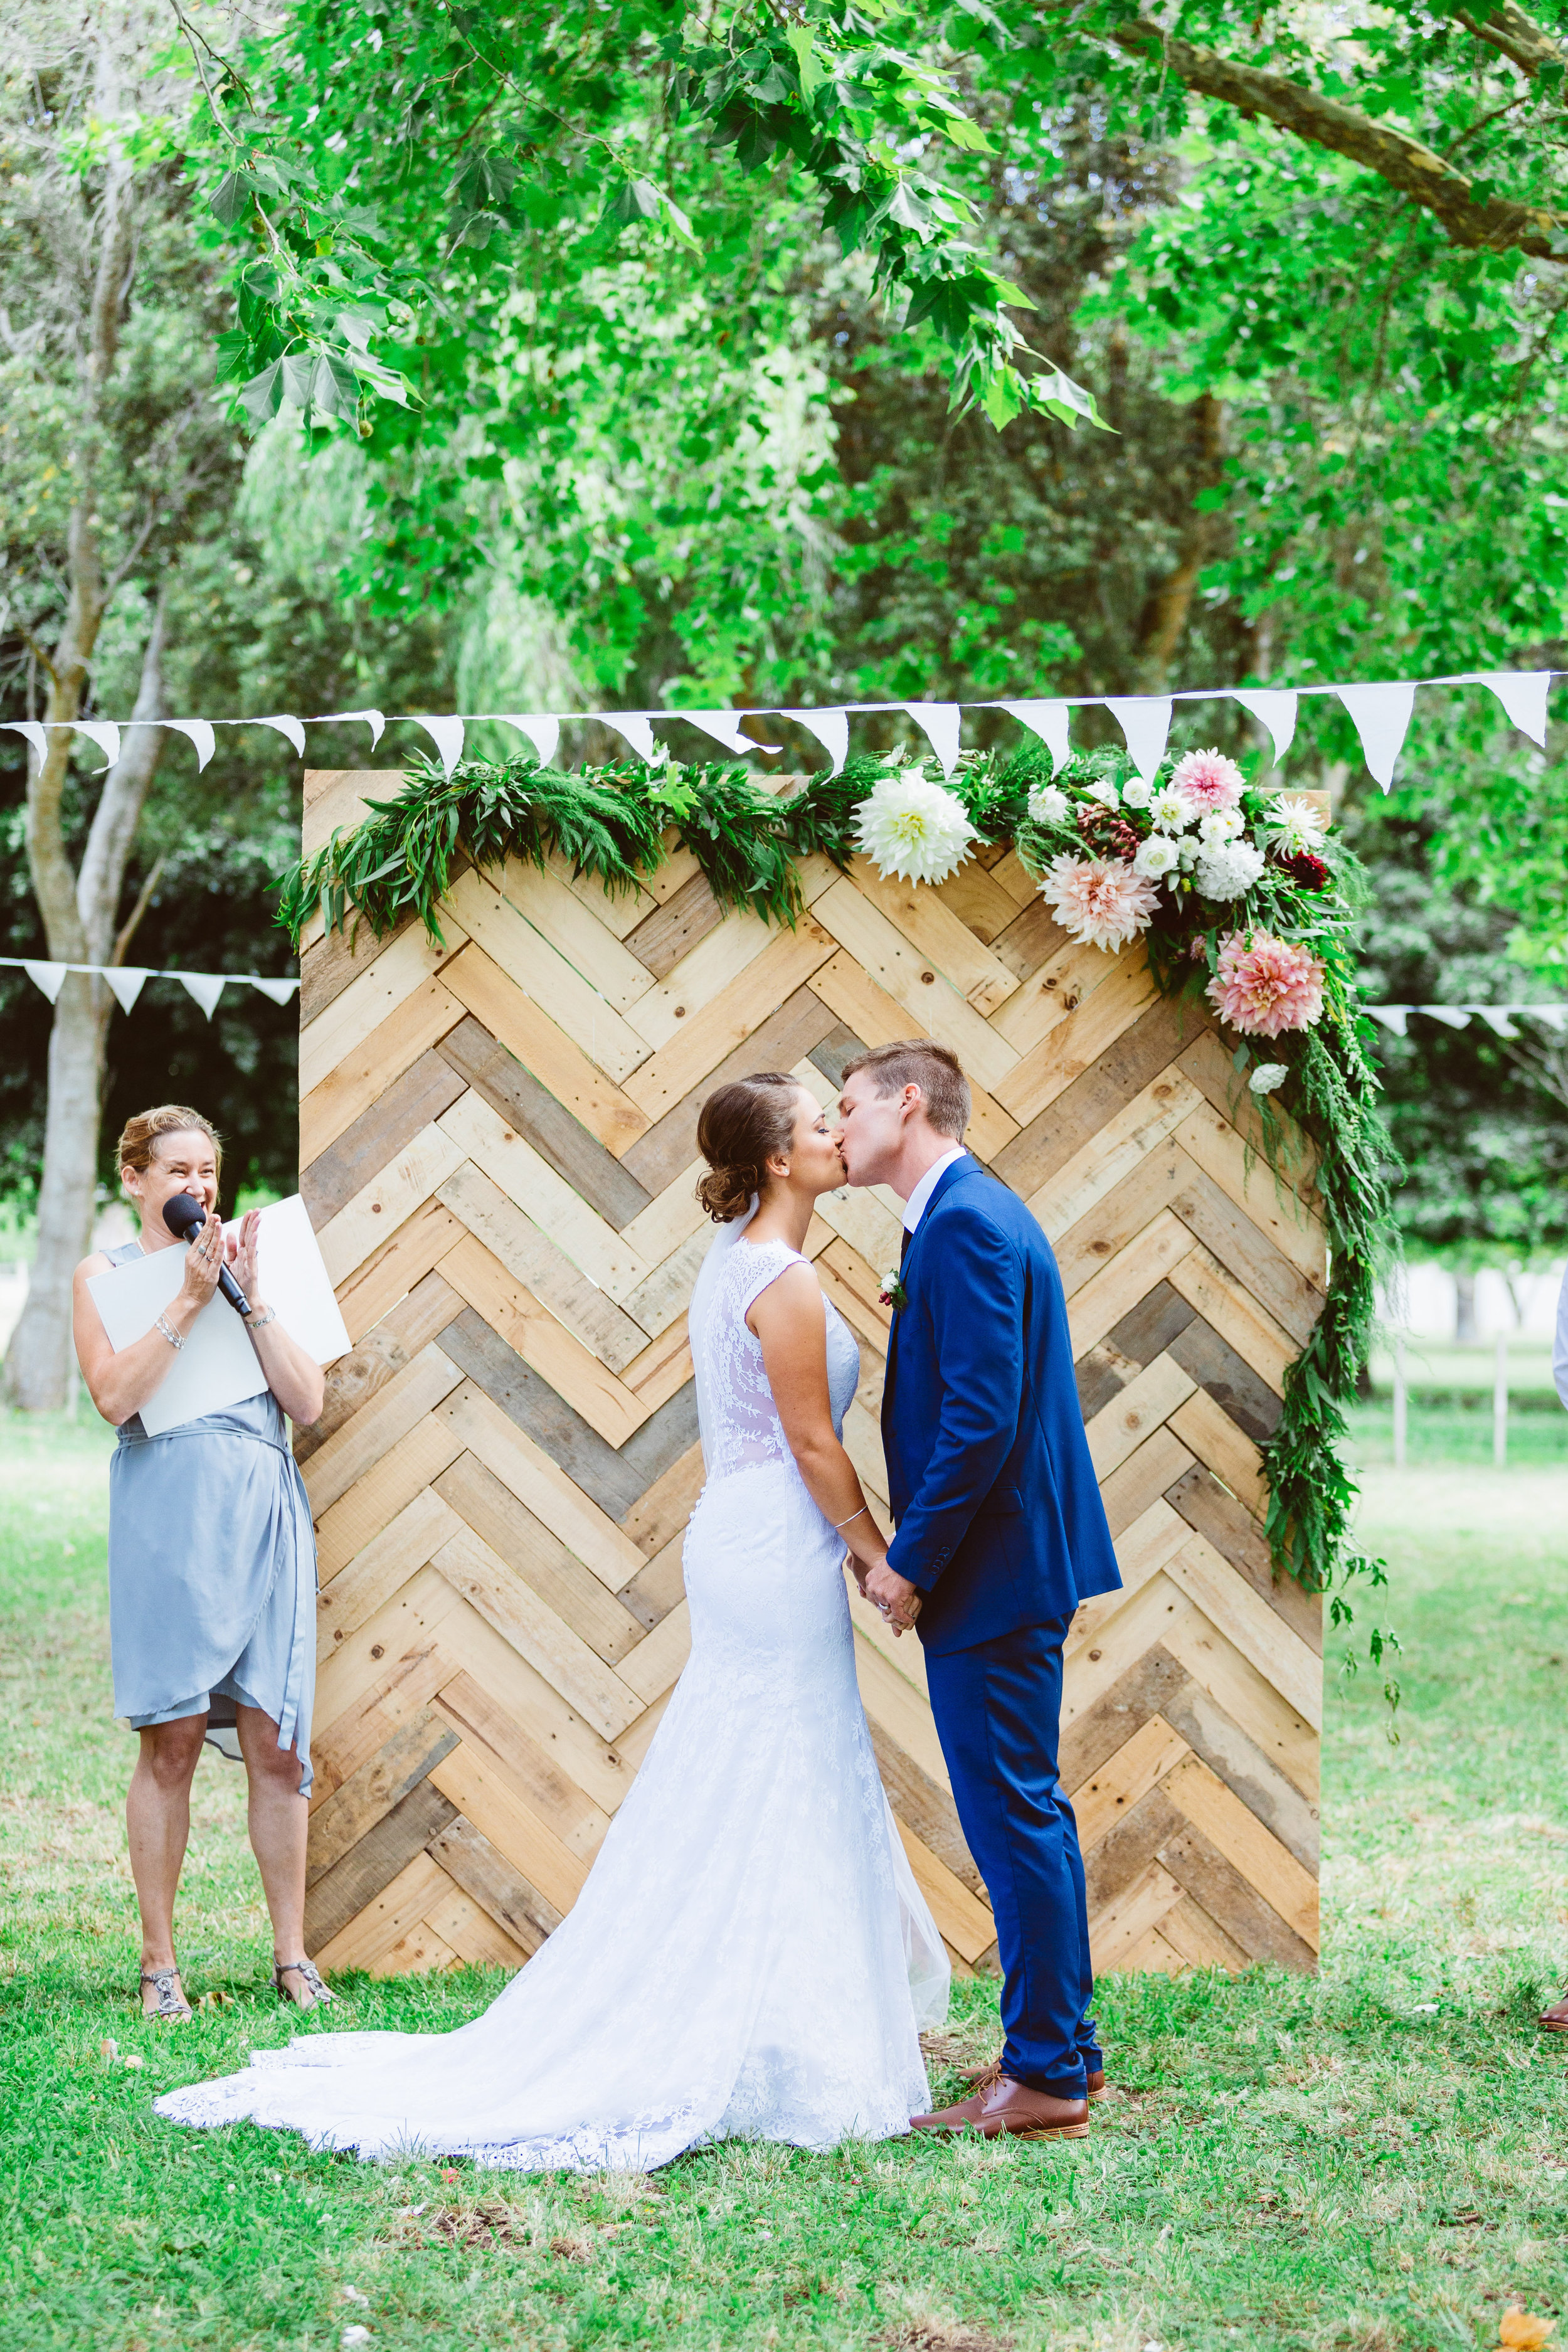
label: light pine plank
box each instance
[843,1564,930,1698]
[620,1439,705,1558]
[317,1487,465,1662]
[313,1560,467,1744]
[619,1224,711,1345]
[547,845,658,939]
[435,1451,648,1670]
[807,950,1020,1160]
[301,766,391,861]
[621,904,777,1051]
[1070,1714,1192,1851]
[442,867,652,1082]
[432,1523,643,1742]
[934,857,1029,945]
[852,1629,953,1792]
[314,1851,452,1976]
[621,1315,694,1413]
[993,948,1159,1125]
[1029,1067,1203,1241]
[1164,1532,1323,1732]
[623,918,838,1118]
[1159,1892,1251,1971]
[305,1706,458,1886]
[300,1345,465,1518]
[1061,1572,1197,1737]
[811,879,1019,1094]
[617,1157,709,1267]
[435,1379,647,1592]
[420,1880,531,1971]
[816,1237,894,1349]
[300,919,470,1099]
[1089,1862,1184,1970]
[428,1741,591,1917]
[989,933,1133,1054]
[1178,1024,1320,1192]
[312,1413,465,1579]
[372,1919,462,1978]
[438,943,650,1155]
[334,1200,466,1345]
[300,977,467,1166]
[1165,1236,1298,1396]
[437,1160,649,1374]
[437,1231,649,1448]
[1067,1497,1191,1659]
[499,854,660,1014]
[1067,1209,1195,1360]
[437,1090,655,1303]
[845,854,1021,1017]
[617,1598,691,1705]
[315,1123,467,1288]
[1160,1751,1320,1948]
[1083,1351,1199,1481]
[1174,1098,1328,1286]
[430,1608,634,1822]
[1168,1387,1268,1521]
[1159,1589,1320,1802]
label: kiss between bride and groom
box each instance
[156,1039,1123,2168]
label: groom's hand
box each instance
[864,1563,919,1636]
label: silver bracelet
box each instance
[835,1505,867,1530]
[154,1313,184,1352]
[245,1306,277,1335]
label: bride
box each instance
[156,1071,948,2170]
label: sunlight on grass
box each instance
[1,1417,1564,2351]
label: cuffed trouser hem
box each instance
[1013,2070,1090,2100]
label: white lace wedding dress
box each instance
[156,1217,948,2171]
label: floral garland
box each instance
[280,741,1397,1682]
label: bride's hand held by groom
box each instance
[861,1558,920,1636]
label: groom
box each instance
[835,1039,1123,2143]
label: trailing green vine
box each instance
[280,738,1400,1703]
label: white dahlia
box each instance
[1148,783,1197,832]
[1027,782,1072,827]
[852,766,977,885]
[1264,793,1329,855]
[1040,854,1160,951]
[1194,839,1266,901]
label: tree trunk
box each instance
[1138,395,1224,687]
[1454,1268,1478,1344]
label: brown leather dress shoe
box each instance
[912,2071,1091,2141]
[966,2055,1105,2101]
[1540,1993,1568,2033]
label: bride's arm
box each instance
[748,1263,888,1570]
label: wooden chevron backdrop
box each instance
[294,765,1325,1985]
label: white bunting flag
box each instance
[22,960,69,1004]
[1104,696,1172,785]
[248,977,300,1005]
[1529,1005,1568,1032]
[677,711,782,757]
[317,708,387,748]
[781,707,849,775]
[1228,689,1298,767]
[102,967,151,1013]
[1000,701,1071,773]
[2,721,48,765]
[176,972,228,1019]
[1364,1005,1410,1037]
[1419,1005,1471,1029]
[1475,670,1552,749]
[167,719,216,771]
[487,713,561,768]
[603,712,657,761]
[1470,1005,1521,1039]
[906,702,961,777]
[255,713,307,756]
[73,721,121,771]
[1337,681,1414,791]
[409,715,465,777]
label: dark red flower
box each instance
[1076,805,1142,863]
[1285,851,1329,891]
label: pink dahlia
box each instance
[1206,930,1326,1037]
[1170,748,1245,812]
[1041,854,1160,952]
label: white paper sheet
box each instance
[87,1193,350,1438]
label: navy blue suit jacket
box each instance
[881,1155,1122,1653]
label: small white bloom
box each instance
[1120,775,1152,809]
[1249,1063,1289,1096]
[1195,839,1266,900]
[1085,775,1121,808]
[1026,782,1071,827]
[344,2289,371,2307]
[342,2331,373,2349]
[1148,783,1196,832]
[1197,808,1244,849]
[1266,792,1328,852]
[1133,834,1180,879]
[1177,836,1200,870]
[852,768,977,886]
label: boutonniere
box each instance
[879,1268,908,1311]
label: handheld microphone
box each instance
[162,1192,253,1318]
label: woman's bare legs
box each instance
[127,1715,206,2013]
[234,1702,319,2008]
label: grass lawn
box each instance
[1,1415,1565,2352]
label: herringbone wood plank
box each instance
[296,773,1325,1982]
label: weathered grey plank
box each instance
[993,996,1208,1199]
[1157,1821,1316,1970]
[426,1813,561,1957]
[303,1777,458,1953]
[622,984,839,1195]
[437,1013,652,1229]
[300,1047,468,1229]
[305,1706,459,1888]
[1168,1312,1283,1442]
[1165,1463,1322,1660]
[623,871,726,979]
[807,1022,870,1091]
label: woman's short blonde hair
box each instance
[115,1106,223,1184]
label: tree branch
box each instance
[1451,2,1568,80]
[113,854,164,968]
[1093,13,1568,259]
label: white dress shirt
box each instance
[902,1145,968,1236]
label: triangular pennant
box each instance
[675,711,782,757]
[167,719,216,771]
[781,708,849,775]
[1,721,48,765]
[1337,681,1414,792]
[408,715,465,778]
[248,976,300,1005]
[1104,696,1173,785]
[176,972,227,1019]
[1000,701,1071,774]
[102,967,150,1013]
[486,713,561,768]
[254,713,307,756]
[1470,1005,1521,1039]
[72,721,121,771]
[1417,1005,1471,1030]
[315,708,387,748]
[1475,670,1552,749]
[603,712,657,761]
[1228,689,1298,767]
[905,702,961,777]
[1525,1005,1568,1032]
[1364,1005,1409,1037]
[22,959,69,1004]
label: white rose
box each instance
[1086,776,1121,809]
[1249,1063,1289,1096]
[1133,834,1180,879]
[1120,776,1152,810]
[1027,783,1071,827]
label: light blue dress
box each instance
[104,1240,318,1793]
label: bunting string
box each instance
[1364,1002,1568,1039]
[0,666,1555,790]
[0,958,299,1017]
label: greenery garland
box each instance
[280,741,1400,1698]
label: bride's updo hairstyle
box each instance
[696,1072,802,1222]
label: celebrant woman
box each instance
[73,1106,327,2023]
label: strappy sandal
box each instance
[273,1957,337,2010]
[140,1965,193,2021]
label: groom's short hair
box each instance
[840,1039,970,1140]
